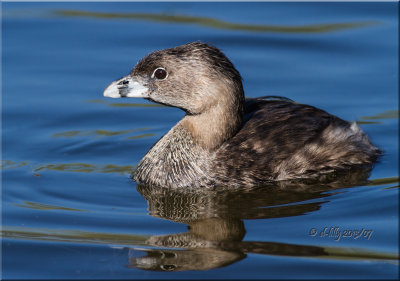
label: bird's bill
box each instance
[103,75,149,98]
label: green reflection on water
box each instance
[52,128,151,138]
[108,103,165,108]
[87,99,165,108]
[355,121,381,125]
[56,10,378,34]
[382,185,399,190]
[3,226,148,246]
[361,110,399,120]
[323,246,399,262]
[1,160,29,169]
[33,163,135,175]
[126,133,157,140]
[13,201,85,212]
[368,177,399,186]
[1,160,135,174]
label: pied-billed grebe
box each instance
[104,42,380,188]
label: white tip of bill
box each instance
[103,81,122,98]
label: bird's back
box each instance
[213,100,380,186]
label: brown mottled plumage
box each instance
[104,42,380,188]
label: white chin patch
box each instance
[126,81,149,98]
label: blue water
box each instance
[2,2,399,279]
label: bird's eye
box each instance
[152,67,168,80]
[160,264,176,271]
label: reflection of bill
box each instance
[128,246,245,272]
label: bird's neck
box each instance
[181,93,243,151]
[135,85,244,188]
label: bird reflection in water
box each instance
[128,169,372,272]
